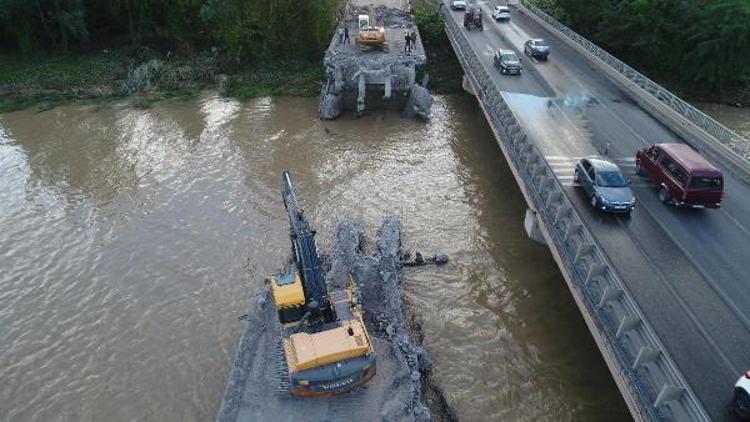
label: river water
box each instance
[0,94,628,421]
[695,102,750,140]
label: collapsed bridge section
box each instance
[320,1,433,120]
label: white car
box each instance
[734,371,750,419]
[450,0,467,10]
[492,5,511,21]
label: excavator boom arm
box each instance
[281,171,327,309]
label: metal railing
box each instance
[518,0,750,165]
[440,5,709,421]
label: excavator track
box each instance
[274,334,291,395]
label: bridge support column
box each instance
[564,222,581,241]
[598,285,622,307]
[585,263,605,284]
[574,242,594,262]
[616,315,640,338]
[554,206,571,225]
[633,346,660,369]
[462,74,477,96]
[545,190,562,208]
[654,384,684,408]
[523,208,546,245]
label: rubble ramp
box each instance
[216,218,433,422]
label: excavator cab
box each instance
[358,14,370,30]
[270,271,305,325]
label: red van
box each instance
[635,143,723,208]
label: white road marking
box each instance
[544,155,648,186]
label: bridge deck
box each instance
[442,1,750,419]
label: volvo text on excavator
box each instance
[269,171,376,397]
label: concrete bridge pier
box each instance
[523,208,546,244]
[462,74,476,96]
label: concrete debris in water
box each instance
[216,217,452,422]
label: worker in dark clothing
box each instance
[338,27,344,44]
[344,26,350,44]
[410,31,417,50]
[404,33,411,53]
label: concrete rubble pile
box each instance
[216,217,451,422]
[320,5,433,120]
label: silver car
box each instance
[450,0,467,10]
[492,6,511,21]
[574,157,635,214]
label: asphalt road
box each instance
[442,1,750,419]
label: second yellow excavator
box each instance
[357,8,386,50]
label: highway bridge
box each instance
[439,1,750,420]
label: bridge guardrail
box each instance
[516,0,750,179]
[440,4,710,421]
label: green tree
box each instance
[200,0,338,62]
[682,0,750,90]
[596,0,683,73]
[0,0,38,52]
[555,0,609,37]
[0,0,87,52]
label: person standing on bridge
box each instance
[344,26,350,44]
[338,26,345,44]
[404,33,412,53]
[410,31,417,51]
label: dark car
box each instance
[524,39,549,60]
[574,157,635,214]
[494,50,522,75]
[463,5,482,31]
[635,143,723,208]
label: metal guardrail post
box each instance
[439,4,710,420]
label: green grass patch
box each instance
[222,60,325,100]
[0,51,326,112]
[0,52,124,89]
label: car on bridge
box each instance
[524,39,550,61]
[491,6,511,21]
[494,50,522,75]
[733,371,750,419]
[463,5,483,31]
[450,0,467,10]
[574,157,635,214]
[635,143,723,208]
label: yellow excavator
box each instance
[270,171,376,397]
[357,6,386,50]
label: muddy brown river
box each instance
[695,102,750,140]
[0,94,629,421]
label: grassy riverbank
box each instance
[0,49,325,113]
[0,2,459,113]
